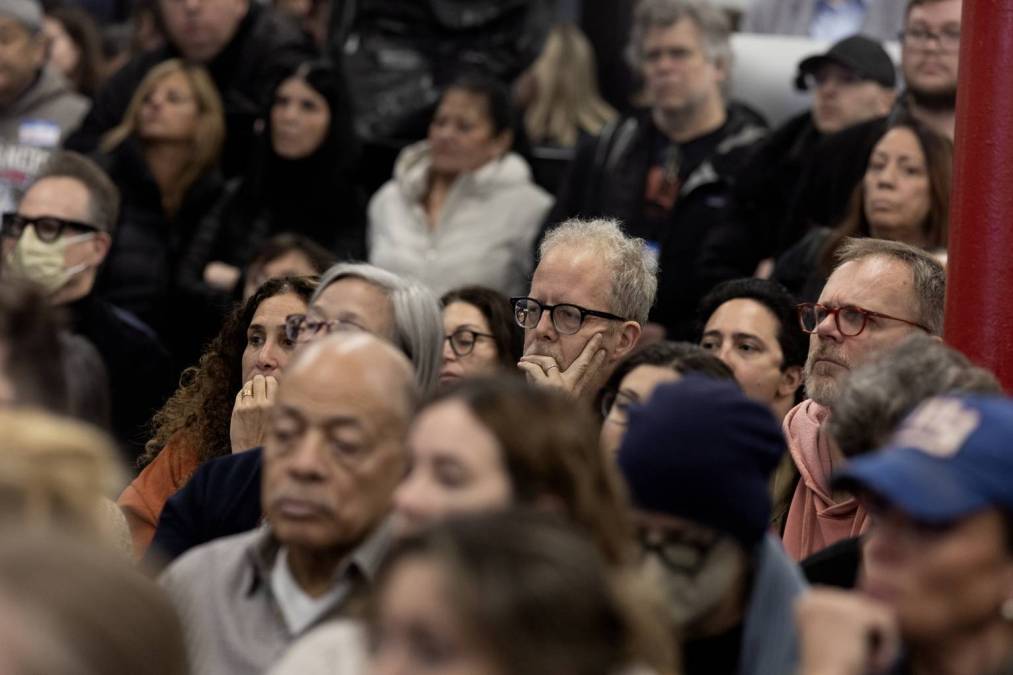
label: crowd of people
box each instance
[1,0,1009,674]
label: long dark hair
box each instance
[46,6,106,98]
[440,285,522,368]
[819,117,952,275]
[142,276,316,468]
[229,59,362,257]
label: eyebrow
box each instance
[617,388,642,402]
[730,332,764,342]
[278,406,366,430]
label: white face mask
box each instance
[641,533,747,635]
[3,226,95,295]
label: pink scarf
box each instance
[782,400,869,561]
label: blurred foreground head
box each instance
[0,407,126,548]
[0,529,186,675]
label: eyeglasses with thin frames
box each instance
[284,313,367,343]
[796,302,930,337]
[510,296,627,335]
[444,328,495,357]
[899,25,961,51]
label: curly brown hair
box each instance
[140,276,317,468]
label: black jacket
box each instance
[66,4,317,176]
[786,115,890,235]
[94,139,227,368]
[147,447,263,567]
[544,105,767,340]
[772,226,833,303]
[95,140,225,323]
[67,293,175,465]
[732,110,824,257]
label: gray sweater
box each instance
[0,67,88,147]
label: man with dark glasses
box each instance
[781,237,946,562]
[513,218,657,407]
[0,151,173,463]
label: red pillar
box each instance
[944,0,1013,391]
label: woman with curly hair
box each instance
[117,276,316,559]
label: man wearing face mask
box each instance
[0,151,173,464]
[618,375,807,675]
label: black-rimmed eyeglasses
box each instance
[444,328,495,357]
[1,213,99,243]
[796,302,930,337]
[284,314,367,343]
[899,26,961,51]
[510,296,627,335]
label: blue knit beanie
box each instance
[617,375,787,546]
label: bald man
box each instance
[161,333,416,675]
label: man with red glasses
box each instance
[781,237,945,561]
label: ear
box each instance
[29,32,47,70]
[777,365,803,400]
[611,321,643,363]
[492,129,514,158]
[533,492,567,517]
[712,54,730,85]
[878,88,898,116]
[90,232,112,266]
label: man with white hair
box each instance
[514,217,657,406]
[161,332,417,674]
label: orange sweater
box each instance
[117,433,202,560]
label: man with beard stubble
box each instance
[781,238,945,561]
[512,218,658,410]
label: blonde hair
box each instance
[101,58,225,214]
[524,23,617,147]
[0,409,126,546]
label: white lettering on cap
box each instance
[890,398,981,459]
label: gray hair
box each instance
[828,334,1000,458]
[626,0,733,73]
[538,218,658,325]
[32,151,120,234]
[312,263,443,395]
[835,238,946,336]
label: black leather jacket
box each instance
[545,104,767,340]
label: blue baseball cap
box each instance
[834,394,1013,523]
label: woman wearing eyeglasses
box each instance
[117,276,315,559]
[773,116,951,302]
[438,286,522,389]
[597,343,735,458]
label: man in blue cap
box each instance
[618,375,807,675]
[797,393,1013,675]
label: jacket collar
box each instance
[243,519,393,596]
